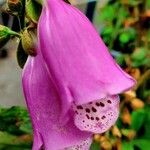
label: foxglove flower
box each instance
[22,0,136,150]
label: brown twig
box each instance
[134,69,150,90]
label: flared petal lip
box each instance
[73,77,136,106]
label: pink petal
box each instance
[22,53,91,150]
[73,95,119,133]
[64,137,92,150]
[38,0,136,111]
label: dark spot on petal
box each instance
[89,102,93,104]
[96,117,100,121]
[83,120,85,122]
[100,102,105,107]
[86,114,90,119]
[91,117,94,120]
[85,108,90,113]
[96,102,100,106]
[101,116,106,119]
[107,100,112,104]
[92,107,97,112]
[75,111,78,114]
[77,105,83,109]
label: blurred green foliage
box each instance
[0,107,32,149]
[99,0,150,68]
[91,0,150,149]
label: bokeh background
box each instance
[0,0,150,149]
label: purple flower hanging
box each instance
[22,0,136,149]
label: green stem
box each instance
[9,30,21,37]
[19,0,26,30]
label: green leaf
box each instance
[143,90,150,99]
[131,109,146,131]
[90,141,100,150]
[0,145,31,150]
[131,48,146,61]
[116,54,125,65]
[132,139,150,150]
[128,0,142,6]
[0,107,32,148]
[0,106,32,135]
[100,5,116,22]
[119,28,136,44]
[101,26,114,44]
[111,50,125,65]
[122,141,134,150]
[118,6,129,20]
[121,129,130,137]
[0,131,32,147]
[131,48,150,67]
[143,106,150,138]
[119,32,130,43]
[17,41,28,68]
[19,122,32,134]
[26,0,42,23]
[123,139,150,150]
[101,26,113,36]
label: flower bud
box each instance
[121,107,131,125]
[7,0,23,14]
[99,136,112,150]
[130,68,141,81]
[115,139,122,150]
[121,129,136,140]
[101,140,112,150]
[112,126,122,138]
[0,24,19,48]
[127,130,136,140]
[21,29,36,56]
[93,134,101,142]
[131,98,144,110]
[123,90,136,102]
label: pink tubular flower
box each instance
[22,0,136,150]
